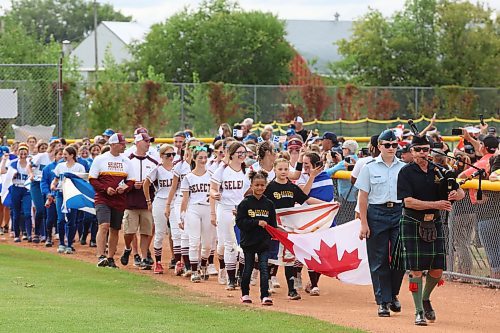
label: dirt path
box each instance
[2,235,498,333]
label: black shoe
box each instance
[80,238,87,246]
[168,258,176,269]
[27,237,32,243]
[45,239,53,247]
[120,248,132,266]
[287,290,301,300]
[423,300,436,322]
[107,258,119,269]
[378,303,390,317]
[32,236,40,244]
[97,255,109,267]
[140,258,152,270]
[389,296,401,312]
[133,254,142,267]
[146,251,154,266]
[89,241,97,248]
[415,311,427,326]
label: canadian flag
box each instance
[266,203,371,285]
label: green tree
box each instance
[6,0,131,43]
[134,0,293,84]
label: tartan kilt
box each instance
[391,214,446,271]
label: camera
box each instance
[464,144,474,154]
[361,147,369,157]
[344,156,351,163]
[395,149,403,159]
[433,142,444,149]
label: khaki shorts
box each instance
[123,209,153,236]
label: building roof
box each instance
[284,20,353,75]
[101,21,149,44]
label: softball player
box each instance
[180,147,215,282]
[143,144,175,274]
[210,141,250,290]
[165,138,200,276]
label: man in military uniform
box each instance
[355,130,406,317]
[394,135,465,326]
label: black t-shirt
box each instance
[264,180,309,209]
[296,128,308,142]
[397,162,441,213]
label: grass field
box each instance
[0,244,363,333]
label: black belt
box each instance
[403,209,439,222]
[372,202,401,208]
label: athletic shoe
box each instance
[250,269,259,286]
[65,247,73,254]
[378,303,390,317]
[271,276,281,289]
[168,258,176,269]
[97,255,108,267]
[287,290,301,300]
[22,233,28,240]
[304,281,312,294]
[218,268,227,285]
[182,269,192,277]
[390,296,402,313]
[191,271,201,283]
[57,245,65,253]
[27,237,32,243]
[3,226,8,234]
[120,248,132,266]
[174,261,185,276]
[80,238,87,245]
[40,236,46,243]
[107,258,119,269]
[133,254,142,267]
[45,239,53,247]
[32,236,40,244]
[423,300,436,322]
[415,311,427,326]
[268,280,275,294]
[226,279,236,291]
[207,264,218,275]
[294,274,303,290]
[261,297,273,306]
[0,228,3,235]
[241,295,252,303]
[310,287,320,296]
[89,241,97,248]
[200,266,209,280]
[146,251,154,266]
[140,259,152,270]
[153,262,164,274]
[14,237,21,243]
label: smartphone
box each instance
[314,161,323,169]
[479,114,485,126]
[451,128,462,136]
[344,156,351,163]
[361,147,369,156]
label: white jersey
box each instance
[53,162,86,190]
[211,164,250,206]
[124,145,160,162]
[146,164,174,199]
[207,159,223,175]
[127,153,158,182]
[250,161,275,182]
[180,171,211,206]
[31,152,52,181]
[173,160,192,205]
[9,160,30,185]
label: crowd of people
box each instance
[0,115,499,326]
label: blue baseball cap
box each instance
[286,128,296,136]
[102,128,115,137]
[0,146,10,154]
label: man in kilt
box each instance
[394,135,465,326]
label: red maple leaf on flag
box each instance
[304,240,362,278]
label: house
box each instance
[70,19,352,80]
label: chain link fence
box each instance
[0,64,61,140]
[332,178,500,286]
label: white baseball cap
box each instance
[294,116,303,123]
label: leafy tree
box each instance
[6,0,131,43]
[134,0,293,84]
[331,0,500,87]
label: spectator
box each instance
[292,116,308,142]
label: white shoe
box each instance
[310,287,320,296]
[191,271,201,283]
[207,264,218,275]
[57,245,65,253]
[250,268,258,286]
[294,274,303,290]
[271,276,281,289]
[268,280,275,294]
[218,268,227,285]
[183,269,192,277]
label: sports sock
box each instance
[218,255,226,269]
[308,271,319,288]
[208,251,214,265]
[182,254,190,269]
[200,258,208,267]
[154,247,162,262]
[227,269,236,282]
[173,246,181,262]
[285,266,295,292]
[423,274,441,301]
[191,262,198,271]
[270,264,278,277]
[409,275,423,313]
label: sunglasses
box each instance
[163,152,176,158]
[381,143,399,149]
[188,145,199,150]
[413,146,430,152]
[235,151,247,156]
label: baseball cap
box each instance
[0,146,10,154]
[482,135,499,153]
[108,133,127,144]
[294,116,304,123]
[488,126,497,135]
[134,127,155,143]
[134,132,153,144]
[286,128,296,136]
[402,129,413,138]
[287,138,303,149]
[102,128,115,137]
[342,140,359,154]
[322,132,337,143]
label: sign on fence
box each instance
[0,89,18,118]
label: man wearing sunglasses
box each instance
[395,135,464,326]
[355,130,406,318]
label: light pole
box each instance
[58,40,71,137]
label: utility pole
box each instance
[94,0,99,79]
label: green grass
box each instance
[0,244,362,333]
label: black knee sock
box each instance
[308,271,319,288]
[285,266,295,292]
[154,247,162,263]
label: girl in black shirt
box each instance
[235,170,276,305]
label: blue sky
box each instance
[0,0,498,27]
